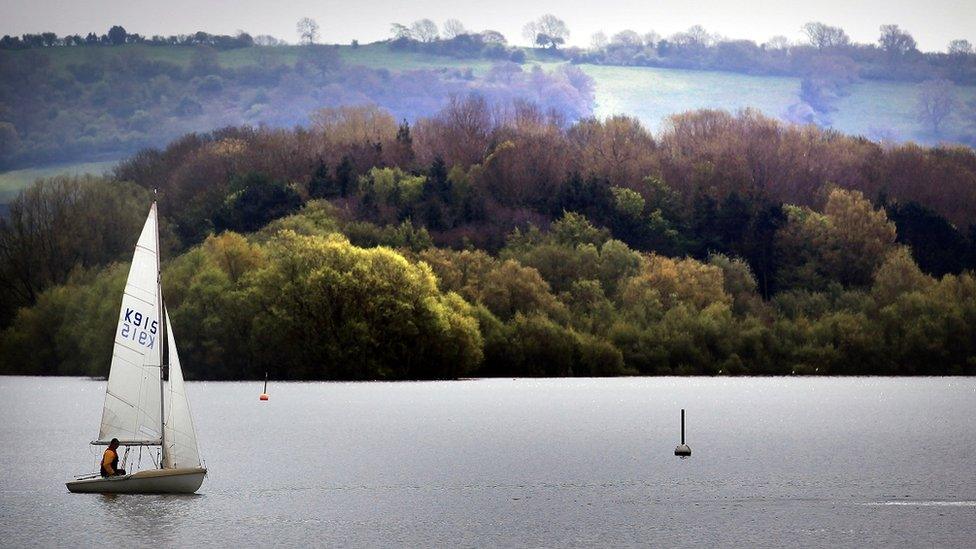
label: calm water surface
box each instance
[1,376,974,547]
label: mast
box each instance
[154,189,166,467]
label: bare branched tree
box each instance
[590,31,608,50]
[948,39,973,57]
[916,79,956,135]
[611,30,643,48]
[296,17,319,45]
[411,19,439,43]
[481,30,507,44]
[801,22,850,49]
[764,36,790,51]
[522,14,569,49]
[443,19,466,39]
[670,25,713,49]
[642,31,661,48]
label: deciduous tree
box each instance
[801,22,850,49]
[443,19,466,39]
[522,14,569,49]
[916,79,956,134]
[107,25,128,46]
[878,24,917,58]
[410,19,439,43]
[296,17,319,45]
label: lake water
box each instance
[1,376,974,547]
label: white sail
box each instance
[68,200,208,494]
[162,310,201,468]
[96,204,162,445]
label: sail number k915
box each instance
[120,307,157,349]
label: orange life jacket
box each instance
[101,448,118,477]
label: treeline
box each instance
[380,15,976,88]
[389,33,525,63]
[1,104,975,377]
[3,103,974,326]
[109,101,976,246]
[0,44,592,169]
[575,23,976,85]
[0,26,262,50]
[0,177,153,324]
[2,193,974,379]
[387,20,525,63]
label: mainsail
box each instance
[162,310,201,468]
[96,203,163,445]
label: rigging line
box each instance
[120,291,155,306]
[104,389,139,410]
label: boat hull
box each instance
[66,467,206,494]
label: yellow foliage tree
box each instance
[619,254,731,323]
[778,188,897,290]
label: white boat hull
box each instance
[66,467,206,494]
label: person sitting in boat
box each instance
[100,439,126,477]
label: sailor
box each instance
[100,438,127,477]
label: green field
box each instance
[582,64,799,131]
[583,63,976,142]
[0,160,117,203]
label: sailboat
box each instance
[67,199,207,494]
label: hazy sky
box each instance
[1,0,973,52]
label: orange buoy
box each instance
[259,372,269,401]
[259,393,269,401]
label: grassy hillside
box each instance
[1,43,973,183]
[1,41,596,174]
[16,42,505,72]
[9,42,974,137]
[174,43,976,142]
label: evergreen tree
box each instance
[360,179,379,217]
[336,156,354,198]
[393,119,416,167]
[308,159,338,199]
[886,201,972,276]
[423,156,451,201]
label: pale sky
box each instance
[1,0,973,52]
